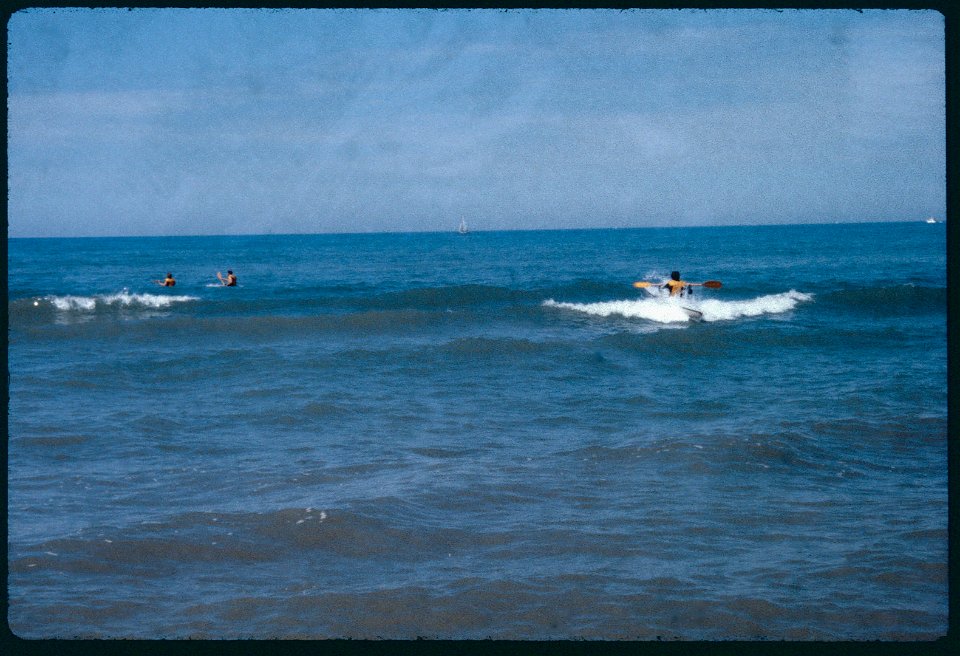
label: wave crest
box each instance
[45,292,198,311]
[544,291,812,323]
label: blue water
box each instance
[7,222,947,639]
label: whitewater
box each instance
[544,289,813,324]
[42,290,199,311]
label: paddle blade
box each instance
[703,280,723,288]
[632,281,652,288]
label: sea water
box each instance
[7,222,948,639]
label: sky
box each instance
[7,7,946,237]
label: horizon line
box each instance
[6,218,943,240]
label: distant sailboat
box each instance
[925,217,938,224]
[458,217,469,234]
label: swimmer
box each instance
[217,270,237,286]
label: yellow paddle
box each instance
[633,280,722,289]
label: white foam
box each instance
[544,290,812,324]
[46,292,198,311]
[544,298,691,323]
[695,290,813,322]
[49,295,97,311]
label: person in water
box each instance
[217,270,237,286]
[662,271,692,297]
[154,273,176,287]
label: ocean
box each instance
[7,221,948,640]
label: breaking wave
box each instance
[42,292,199,312]
[543,291,813,323]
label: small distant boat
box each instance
[458,217,469,234]
[925,217,938,224]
